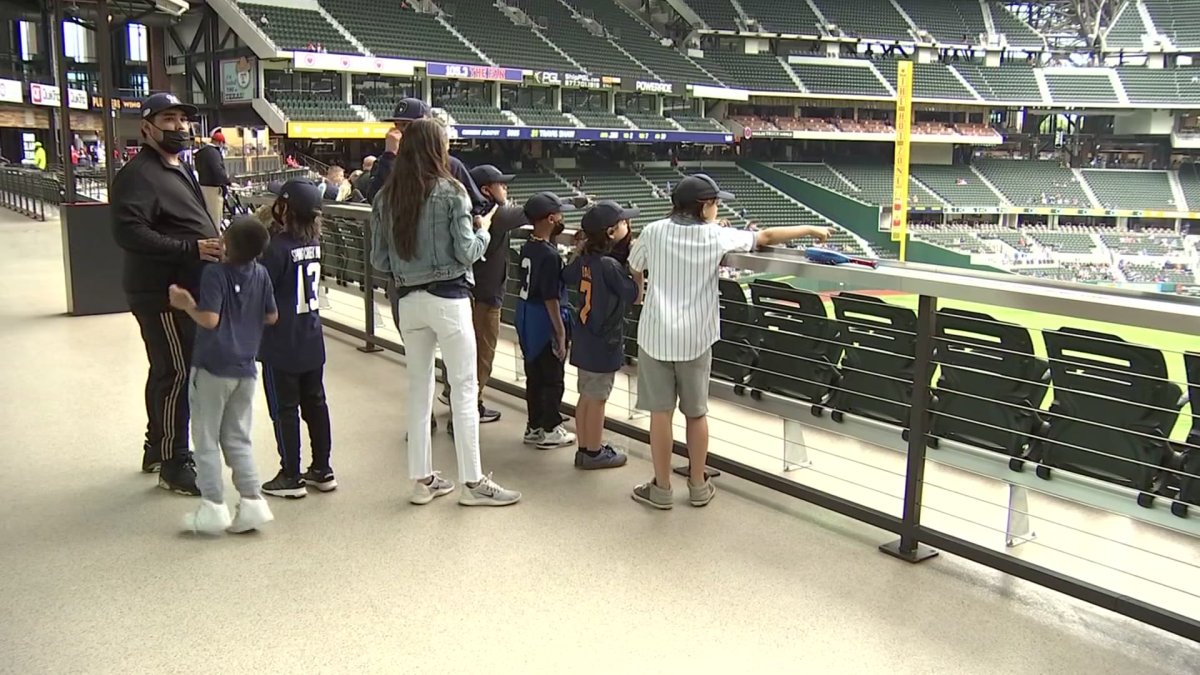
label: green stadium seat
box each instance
[830,293,917,427]
[875,60,975,100]
[513,0,652,81]
[1082,169,1178,211]
[952,62,1042,103]
[740,0,822,36]
[811,0,909,41]
[713,279,758,386]
[685,0,740,31]
[1034,328,1182,494]
[1044,71,1118,104]
[988,1,1044,49]
[747,280,842,406]
[703,51,799,93]
[896,0,987,44]
[440,0,580,72]
[930,308,1049,458]
[567,0,720,85]
[319,0,484,63]
[1142,0,1200,51]
[240,2,359,54]
[790,61,888,97]
[1105,1,1148,50]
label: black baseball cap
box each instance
[271,179,323,220]
[384,97,431,122]
[470,165,515,187]
[140,92,198,120]
[671,173,735,206]
[581,200,639,234]
[524,192,576,221]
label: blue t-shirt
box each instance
[193,262,277,378]
[257,232,327,373]
[515,238,569,359]
[563,253,639,374]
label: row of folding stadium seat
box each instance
[896,0,988,44]
[318,0,483,64]
[1142,0,1200,51]
[240,2,359,55]
[440,0,578,73]
[1080,170,1179,211]
[566,0,720,86]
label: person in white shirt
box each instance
[627,174,829,510]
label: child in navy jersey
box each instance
[169,216,277,534]
[515,192,577,450]
[562,201,641,470]
[257,179,337,498]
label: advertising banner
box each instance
[221,57,257,103]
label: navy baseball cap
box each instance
[140,92,198,120]
[672,173,734,206]
[385,97,431,122]
[581,200,638,234]
[470,165,515,186]
[271,179,323,219]
[524,192,575,221]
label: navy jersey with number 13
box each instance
[258,232,327,373]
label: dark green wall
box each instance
[740,161,897,255]
[905,240,1009,274]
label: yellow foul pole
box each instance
[892,61,914,261]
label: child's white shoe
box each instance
[183,500,232,535]
[227,497,274,534]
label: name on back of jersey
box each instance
[290,245,321,263]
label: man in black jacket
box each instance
[443,166,524,433]
[194,127,230,228]
[111,92,222,495]
[364,97,484,211]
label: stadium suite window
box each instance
[501,84,551,109]
[616,93,657,113]
[433,80,489,105]
[563,89,609,112]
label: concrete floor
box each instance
[0,209,1197,674]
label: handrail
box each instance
[307,197,1200,335]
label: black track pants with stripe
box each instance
[134,309,195,464]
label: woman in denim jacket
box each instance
[370,119,520,507]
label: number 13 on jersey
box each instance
[296,261,321,314]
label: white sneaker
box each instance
[183,500,231,535]
[523,427,545,445]
[227,497,274,534]
[410,472,455,505]
[536,425,576,449]
[458,474,522,507]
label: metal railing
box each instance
[207,196,1200,641]
[0,167,60,220]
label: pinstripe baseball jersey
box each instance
[628,217,756,361]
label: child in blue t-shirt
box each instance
[169,216,278,535]
[257,179,336,499]
[563,201,642,470]
[515,192,577,450]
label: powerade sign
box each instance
[453,125,733,144]
[635,80,673,94]
[427,62,523,82]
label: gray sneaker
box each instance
[688,479,716,507]
[459,474,521,507]
[632,480,673,510]
[411,472,455,505]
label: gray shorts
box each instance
[578,369,616,400]
[635,347,712,418]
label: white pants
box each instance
[396,291,484,484]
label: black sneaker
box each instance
[302,467,338,493]
[158,459,200,496]
[480,404,501,424]
[141,443,161,474]
[263,470,308,499]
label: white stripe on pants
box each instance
[396,291,484,484]
[189,367,262,503]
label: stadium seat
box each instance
[571,109,629,129]
[830,293,917,427]
[510,107,574,127]
[895,0,987,44]
[703,51,799,93]
[438,0,579,73]
[952,62,1042,103]
[810,0,908,41]
[739,0,822,36]
[712,278,758,387]
[747,280,841,406]
[1142,0,1200,51]
[988,1,1044,49]
[790,61,889,97]
[685,0,740,31]
[240,3,359,54]
[1104,1,1148,50]
[1043,71,1119,104]
[874,60,975,100]
[318,0,484,63]
[1082,169,1178,211]
[511,0,653,81]
[930,308,1049,458]
[1177,353,1200,510]
[1033,328,1181,494]
[567,0,719,86]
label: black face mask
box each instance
[552,218,565,238]
[156,128,192,154]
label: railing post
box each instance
[879,293,940,564]
[358,220,382,354]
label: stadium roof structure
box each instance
[0,0,195,27]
